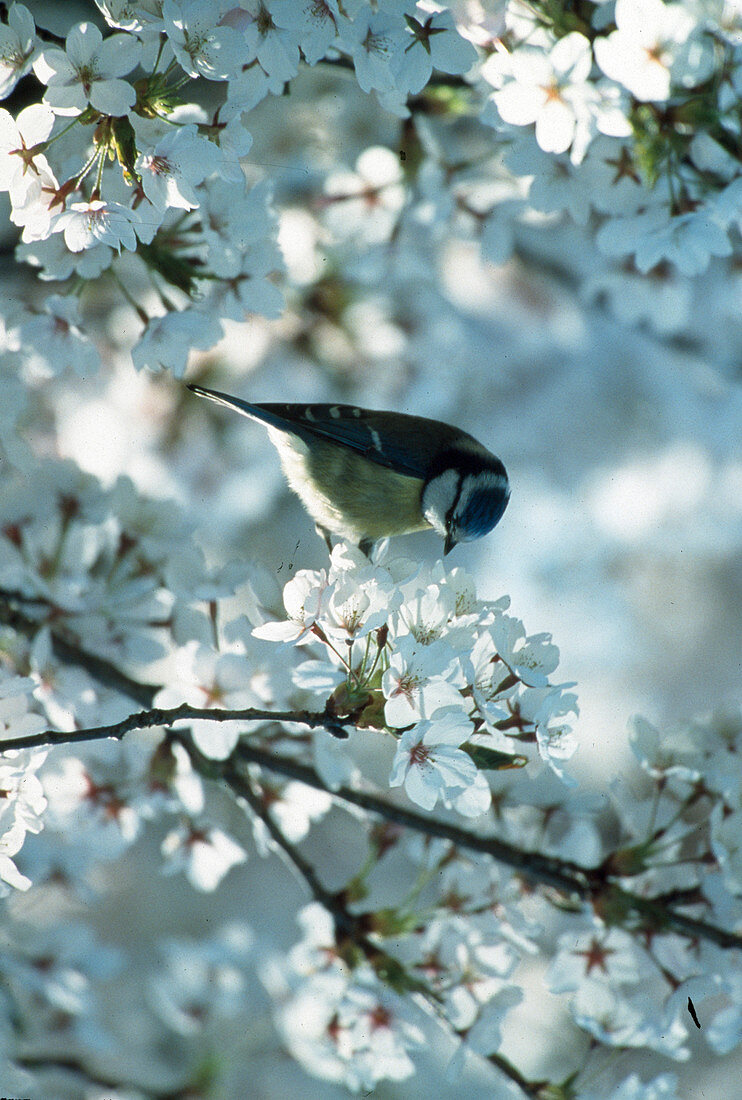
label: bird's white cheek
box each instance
[421,469,459,537]
[423,508,447,538]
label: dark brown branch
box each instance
[3,702,350,753]
[216,749,542,1099]
[231,766,343,913]
[3,697,739,951]
[4,700,738,951]
[0,589,157,707]
[227,765,426,980]
[194,734,742,953]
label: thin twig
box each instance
[16,1053,181,1100]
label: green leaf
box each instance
[461,742,527,771]
[138,241,203,296]
[111,116,139,184]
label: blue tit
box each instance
[187,384,510,556]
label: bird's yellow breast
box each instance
[267,427,430,542]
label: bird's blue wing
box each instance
[254,403,451,478]
[188,387,465,479]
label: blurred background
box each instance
[37,60,742,778]
[2,10,741,1095]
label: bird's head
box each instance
[421,451,510,555]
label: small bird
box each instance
[188,384,510,556]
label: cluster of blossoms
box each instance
[537,704,742,1062]
[0,499,740,1092]
[0,676,47,894]
[252,543,578,814]
[480,0,742,278]
[0,0,477,381]
[260,695,742,1090]
[0,905,257,1095]
[0,0,741,409]
[0,1,740,1095]
[0,455,295,893]
[628,711,742,906]
[0,458,248,668]
[266,902,428,1093]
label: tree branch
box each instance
[4,702,738,951]
[226,764,432,987]
[17,1053,187,1100]
[3,702,350,752]
[199,745,542,1100]
[191,732,742,953]
[0,588,157,707]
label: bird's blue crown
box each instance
[459,483,510,538]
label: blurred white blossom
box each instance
[0,3,36,99]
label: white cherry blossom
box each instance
[0,103,55,201]
[131,308,223,375]
[253,567,330,643]
[240,0,302,84]
[137,124,221,210]
[163,0,244,81]
[54,198,139,252]
[161,820,247,890]
[338,10,408,93]
[392,5,477,96]
[34,21,141,116]
[492,33,594,157]
[383,634,467,725]
[272,0,344,66]
[16,295,101,378]
[594,0,705,102]
[389,708,477,811]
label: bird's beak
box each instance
[444,530,456,556]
